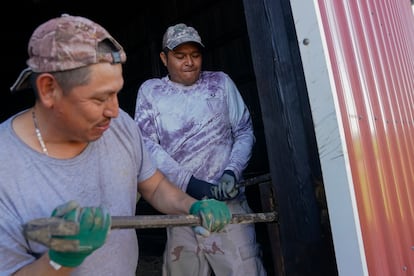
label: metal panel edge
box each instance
[289,0,368,275]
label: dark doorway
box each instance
[2,0,273,275]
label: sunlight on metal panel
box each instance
[318,0,414,274]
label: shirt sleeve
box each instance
[223,74,256,181]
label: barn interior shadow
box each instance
[2,0,274,275]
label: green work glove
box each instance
[211,170,240,201]
[189,199,231,236]
[48,201,111,267]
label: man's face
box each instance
[52,63,124,142]
[162,42,202,86]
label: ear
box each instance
[160,52,168,67]
[35,73,58,107]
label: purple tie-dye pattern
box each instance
[134,71,255,191]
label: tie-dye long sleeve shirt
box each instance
[134,71,255,192]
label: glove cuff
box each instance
[223,170,236,180]
[187,176,212,199]
[49,250,89,267]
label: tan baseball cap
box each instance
[10,14,126,92]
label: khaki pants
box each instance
[162,199,267,276]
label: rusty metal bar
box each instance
[111,211,278,229]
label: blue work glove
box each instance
[48,201,111,267]
[189,199,231,237]
[211,170,240,201]
[186,176,213,200]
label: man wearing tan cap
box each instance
[0,15,231,275]
[134,23,266,276]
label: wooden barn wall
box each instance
[292,0,414,275]
[243,0,337,275]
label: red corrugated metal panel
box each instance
[318,0,414,274]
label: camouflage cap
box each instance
[162,23,204,50]
[10,14,126,92]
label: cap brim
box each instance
[10,67,33,93]
[167,40,205,50]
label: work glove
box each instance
[48,200,111,267]
[189,199,231,237]
[211,170,240,201]
[186,176,213,200]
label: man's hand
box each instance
[189,199,231,236]
[211,170,240,201]
[48,201,111,267]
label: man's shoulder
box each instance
[113,109,134,125]
[139,77,166,90]
[201,71,231,81]
[109,109,134,132]
[105,109,141,144]
[200,71,234,88]
[202,70,226,77]
[0,117,14,143]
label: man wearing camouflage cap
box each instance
[134,23,267,276]
[0,15,232,275]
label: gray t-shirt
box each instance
[0,109,156,275]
